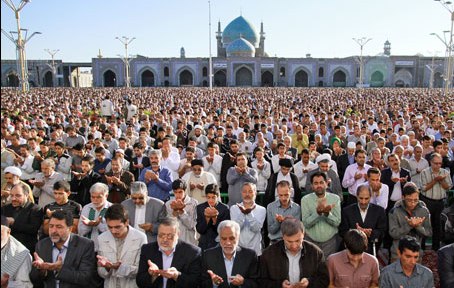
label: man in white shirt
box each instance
[77,183,112,251]
[126,99,138,121]
[202,142,223,186]
[96,204,147,287]
[100,95,115,119]
[271,142,293,174]
[294,148,318,194]
[342,149,371,205]
[1,216,33,288]
[230,182,266,256]
[182,159,217,203]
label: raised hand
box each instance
[207,269,223,286]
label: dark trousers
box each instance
[420,194,445,250]
[383,200,396,250]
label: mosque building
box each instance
[1,15,447,88]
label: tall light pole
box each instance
[44,49,60,86]
[1,0,35,92]
[433,0,454,95]
[352,37,372,88]
[116,36,135,87]
[208,0,213,90]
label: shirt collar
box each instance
[395,259,423,276]
[53,234,71,250]
[341,250,365,265]
[222,249,237,262]
[158,246,176,256]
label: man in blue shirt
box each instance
[138,150,173,202]
[379,236,434,288]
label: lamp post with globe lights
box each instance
[116,36,135,87]
[1,0,39,92]
[433,0,454,95]
[44,49,60,86]
[352,37,372,88]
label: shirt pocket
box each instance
[337,275,352,287]
[359,275,372,287]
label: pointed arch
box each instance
[234,65,253,86]
[261,71,274,87]
[294,70,309,87]
[43,71,54,87]
[214,70,227,87]
[141,70,155,87]
[103,69,117,87]
[331,68,348,87]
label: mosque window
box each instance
[203,67,208,77]
[318,67,324,77]
[164,67,169,77]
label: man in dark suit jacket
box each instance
[380,154,411,212]
[264,158,301,207]
[339,184,387,255]
[201,220,258,288]
[30,210,99,288]
[70,155,103,206]
[196,184,231,251]
[130,143,151,180]
[336,142,356,183]
[259,218,329,288]
[136,217,202,288]
[102,156,135,203]
[2,182,43,253]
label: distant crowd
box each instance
[1,86,454,288]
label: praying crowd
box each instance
[1,86,454,288]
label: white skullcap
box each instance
[347,142,356,149]
[316,153,331,164]
[4,166,22,177]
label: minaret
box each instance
[384,40,391,56]
[180,47,186,58]
[97,49,103,58]
[216,20,225,57]
[259,21,266,57]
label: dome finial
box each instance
[240,7,242,16]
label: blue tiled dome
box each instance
[222,16,258,47]
[226,37,255,57]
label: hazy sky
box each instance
[0,0,451,62]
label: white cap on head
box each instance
[316,153,331,164]
[115,149,125,155]
[194,125,203,131]
[347,142,356,149]
[4,166,22,177]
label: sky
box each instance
[0,0,451,62]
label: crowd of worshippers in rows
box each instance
[0,86,454,287]
[1,176,453,287]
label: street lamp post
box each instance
[116,36,135,87]
[208,0,213,91]
[433,0,454,95]
[1,0,36,92]
[44,49,60,86]
[353,37,372,88]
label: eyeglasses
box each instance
[158,233,176,240]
